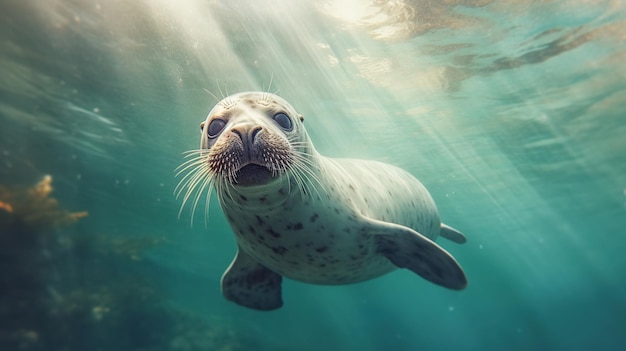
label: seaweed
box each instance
[0,176,258,351]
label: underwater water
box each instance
[1,0,625,350]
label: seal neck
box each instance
[218,177,294,216]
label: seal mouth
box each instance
[235,164,274,186]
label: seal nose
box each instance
[232,125,262,145]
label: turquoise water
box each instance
[1,0,625,350]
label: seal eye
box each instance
[273,113,292,131]
[207,119,226,138]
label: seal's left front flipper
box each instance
[221,247,283,311]
[440,223,467,244]
[370,220,467,290]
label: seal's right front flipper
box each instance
[370,220,467,290]
[221,248,283,311]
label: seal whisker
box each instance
[175,163,210,197]
[288,144,315,157]
[288,158,310,198]
[181,149,207,155]
[179,167,211,212]
[203,181,215,227]
[175,158,207,177]
[266,74,274,94]
[299,168,323,200]
[226,166,239,185]
[218,179,237,206]
[290,151,318,168]
[188,176,208,222]
[178,173,204,213]
[297,168,317,199]
[175,168,201,198]
[216,79,225,99]
[190,172,213,226]
[291,152,324,188]
[288,158,322,200]
[286,171,294,195]
[176,150,206,164]
[203,88,220,102]
[289,169,305,198]
[175,152,207,176]
[262,91,276,104]
[213,180,225,206]
[177,152,205,163]
[303,169,326,200]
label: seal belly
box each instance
[227,200,396,285]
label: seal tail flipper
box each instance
[370,220,467,290]
[440,223,467,244]
[221,247,283,310]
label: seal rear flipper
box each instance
[440,223,467,244]
[371,221,467,290]
[221,248,283,311]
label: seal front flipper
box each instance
[440,223,467,244]
[221,247,283,311]
[370,220,468,290]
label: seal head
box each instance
[200,92,307,187]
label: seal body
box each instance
[178,92,467,310]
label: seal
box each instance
[177,92,467,310]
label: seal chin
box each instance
[235,164,275,186]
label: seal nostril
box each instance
[250,126,262,142]
[232,129,243,141]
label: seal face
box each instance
[177,92,468,310]
[199,93,302,187]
